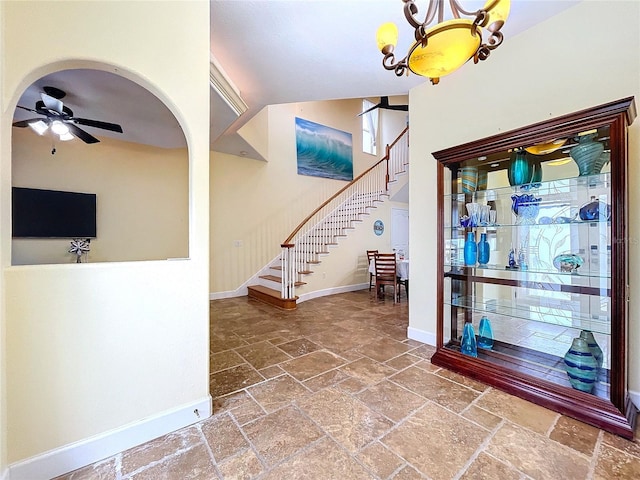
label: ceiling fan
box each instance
[12,86,123,144]
[358,96,409,117]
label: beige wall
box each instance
[12,129,188,265]
[1,0,209,468]
[408,1,640,392]
[210,98,408,294]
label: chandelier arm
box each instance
[448,0,462,19]
[450,0,481,16]
[403,1,423,29]
[382,51,410,77]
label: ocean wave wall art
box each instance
[295,117,353,181]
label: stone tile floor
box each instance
[58,290,639,479]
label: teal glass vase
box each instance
[460,322,478,357]
[563,337,598,393]
[508,150,533,186]
[464,232,477,266]
[570,133,605,176]
[579,330,603,370]
[478,316,494,349]
[477,233,490,266]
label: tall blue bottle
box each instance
[460,322,478,357]
[477,232,490,266]
[464,232,477,266]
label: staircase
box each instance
[247,126,409,309]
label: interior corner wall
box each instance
[210,98,403,294]
[0,1,7,474]
[408,0,640,392]
[11,130,188,265]
[1,0,210,471]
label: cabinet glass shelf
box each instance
[444,264,612,282]
[445,295,610,335]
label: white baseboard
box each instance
[296,283,368,303]
[210,289,246,300]
[1,467,8,480]
[407,326,436,346]
[8,396,211,480]
[629,390,639,411]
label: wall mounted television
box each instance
[12,187,97,238]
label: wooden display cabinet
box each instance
[431,97,637,438]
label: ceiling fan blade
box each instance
[12,118,43,128]
[41,92,64,114]
[72,117,123,133]
[383,104,409,111]
[66,123,100,144]
[16,105,41,114]
[357,103,382,117]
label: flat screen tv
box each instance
[12,187,97,238]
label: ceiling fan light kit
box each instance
[12,86,123,146]
[377,0,510,84]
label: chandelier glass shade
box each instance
[376,0,510,84]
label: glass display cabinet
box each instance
[431,97,637,438]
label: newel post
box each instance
[281,243,295,299]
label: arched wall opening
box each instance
[10,67,189,265]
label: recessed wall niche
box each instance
[11,68,189,265]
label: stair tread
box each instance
[259,274,305,286]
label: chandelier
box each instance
[376,0,510,84]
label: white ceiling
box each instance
[12,1,580,153]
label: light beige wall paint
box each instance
[409,1,640,392]
[1,0,209,464]
[12,129,188,265]
[210,98,390,293]
[0,2,6,473]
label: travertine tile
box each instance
[210,349,246,373]
[277,338,321,357]
[280,350,346,381]
[235,340,292,369]
[356,380,426,422]
[310,327,382,353]
[218,448,264,479]
[409,344,436,360]
[261,437,374,480]
[486,422,589,480]
[129,444,218,479]
[210,364,265,398]
[339,357,396,385]
[337,376,368,394]
[303,368,350,391]
[53,457,116,480]
[242,405,324,466]
[462,405,502,431]
[435,368,489,392]
[356,441,405,479]
[298,387,394,452]
[594,443,640,479]
[356,336,413,362]
[460,452,522,480]
[201,413,248,463]
[121,426,202,476]
[247,374,309,412]
[212,391,265,425]
[382,402,489,479]
[474,389,558,435]
[390,465,423,479]
[602,422,640,459]
[258,364,284,379]
[385,353,420,370]
[390,366,479,413]
[549,415,600,455]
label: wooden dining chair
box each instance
[366,250,378,291]
[374,253,398,303]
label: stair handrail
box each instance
[280,126,409,299]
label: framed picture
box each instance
[295,117,353,181]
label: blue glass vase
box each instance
[563,337,598,393]
[579,330,603,370]
[477,233,490,265]
[460,322,478,357]
[478,316,494,349]
[464,232,477,266]
[508,150,533,186]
